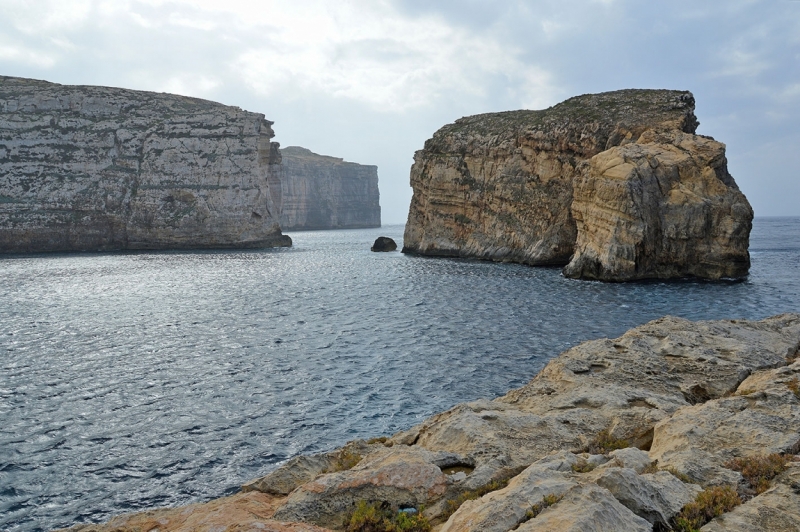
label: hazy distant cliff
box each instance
[0,75,290,253]
[279,146,380,231]
[403,89,753,281]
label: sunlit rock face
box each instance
[403,89,752,281]
[0,75,290,253]
[279,146,381,231]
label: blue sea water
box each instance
[1,218,799,531]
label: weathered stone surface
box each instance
[279,146,380,231]
[391,315,800,475]
[403,89,752,281]
[650,363,800,486]
[271,446,466,528]
[700,466,800,531]
[371,236,397,252]
[565,130,752,280]
[593,467,701,528]
[53,492,331,532]
[515,483,651,532]
[440,451,578,532]
[0,75,291,252]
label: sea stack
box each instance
[279,146,381,231]
[0,75,291,253]
[403,89,753,281]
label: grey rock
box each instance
[371,236,397,252]
[0,75,290,252]
[515,483,652,532]
[594,467,701,528]
[279,146,380,231]
[700,467,800,531]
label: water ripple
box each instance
[1,219,799,531]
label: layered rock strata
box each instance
[279,146,380,230]
[0,75,291,252]
[64,314,800,531]
[403,89,753,281]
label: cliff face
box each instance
[403,89,752,281]
[0,76,290,253]
[279,146,380,231]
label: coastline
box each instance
[57,313,800,531]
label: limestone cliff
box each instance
[403,89,752,281]
[0,75,291,253]
[279,146,380,231]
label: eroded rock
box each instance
[515,483,651,532]
[403,89,752,281]
[0,75,291,252]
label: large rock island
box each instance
[403,90,753,281]
[279,146,380,231]
[59,314,800,531]
[0,76,291,252]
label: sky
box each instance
[1,0,799,222]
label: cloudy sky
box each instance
[1,0,798,222]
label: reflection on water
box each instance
[1,219,799,531]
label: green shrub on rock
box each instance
[673,486,741,532]
[345,501,431,532]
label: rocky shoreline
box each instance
[58,314,800,531]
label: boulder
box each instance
[593,467,702,528]
[371,236,397,252]
[403,89,752,281]
[440,451,579,532]
[515,483,651,532]
[271,447,468,528]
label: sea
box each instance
[1,217,799,532]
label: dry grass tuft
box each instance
[525,493,564,520]
[345,501,432,532]
[725,453,792,494]
[673,486,741,532]
[586,428,629,454]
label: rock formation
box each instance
[0,75,291,253]
[371,236,397,252]
[62,314,800,531]
[279,146,380,231]
[403,89,753,281]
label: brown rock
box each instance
[271,447,466,528]
[403,89,752,281]
[53,492,331,532]
[0,75,291,253]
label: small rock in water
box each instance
[371,237,397,252]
